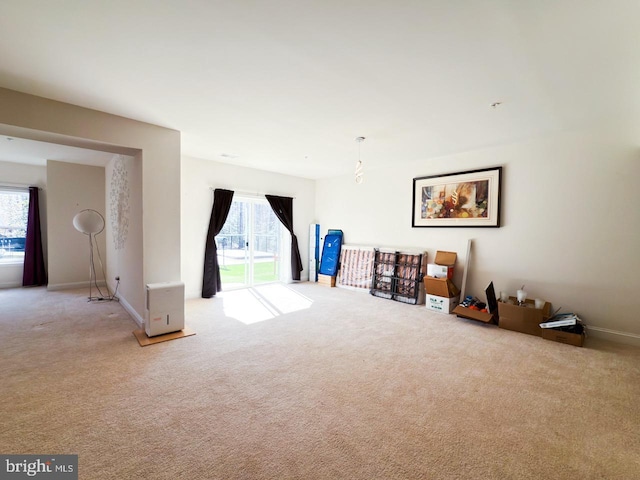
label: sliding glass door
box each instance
[217,197,282,289]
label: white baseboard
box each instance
[587,326,640,347]
[0,281,21,289]
[336,282,370,293]
[47,281,107,291]
[117,294,144,328]
[185,289,201,300]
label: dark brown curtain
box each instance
[265,194,303,281]
[202,189,234,298]
[22,186,47,287]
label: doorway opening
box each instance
[217,196,284,290]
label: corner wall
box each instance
[181,156,316,298]
[315,122,640,345]
[47,160,105,289]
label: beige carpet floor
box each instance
[1,283,639,479]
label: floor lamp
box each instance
[73,209,111,302]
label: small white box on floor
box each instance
[426,294,460,314]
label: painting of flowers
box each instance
[412,167,502,227]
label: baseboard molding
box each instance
[185,289,201,300]
[587,326,640,347]
[0,281,22,289]
[47,281,107,291]
[117,294,144,328]
[336,282,370,293]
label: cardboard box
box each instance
[452,305,496,323]
[541,328,585,347]
[498,297,551,336]
[426,294,459,314]
[426,251,456,279]
[318,274,336,287]
[450,281,498,324]
[424,277,460,298]
[427,264,452,279]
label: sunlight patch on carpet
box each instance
[222,284,313,324]
[254,284,313,314]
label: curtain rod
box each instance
[0,182,44,191]
[209,187,295,199]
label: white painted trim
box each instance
[587,326,640,347]
[185,289,201,300]
[0,183,30,191]
[336,282,369,293]
[47,281,107,291]
[118,294,144,328]
[0,281,21,289]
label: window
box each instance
[0,188,29,264]
[218,197,284,289]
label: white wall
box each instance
[316,121,640,345]
[47,160,106,290]
[181,156,316,298]
[0,161,47,288]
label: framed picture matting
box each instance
[412,167,502,227]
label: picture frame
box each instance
[412,166,502,227]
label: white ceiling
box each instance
[0,0,638,179]
[0,135,118,167]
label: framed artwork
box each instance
[412,167,502,227]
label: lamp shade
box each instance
[73,209,105,235]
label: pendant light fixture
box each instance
[355,136,365,184]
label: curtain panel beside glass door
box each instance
[202,189,234,298]
[265,195,302,281]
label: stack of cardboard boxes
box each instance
[423,251,460,314]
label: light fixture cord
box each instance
[355,138,364,184]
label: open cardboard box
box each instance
[498,297,551,336]
[452,305,496,323]
[426,251,456,279]
[452,282,498,324]
[541,323,586,347]
[424,277,460,298]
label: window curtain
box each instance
[265,194,303,281]
[22,186,47,287]
[202,189,234,298]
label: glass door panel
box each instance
[252,202,280,285]
[218,199,249,289]
[218,197,281,289]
